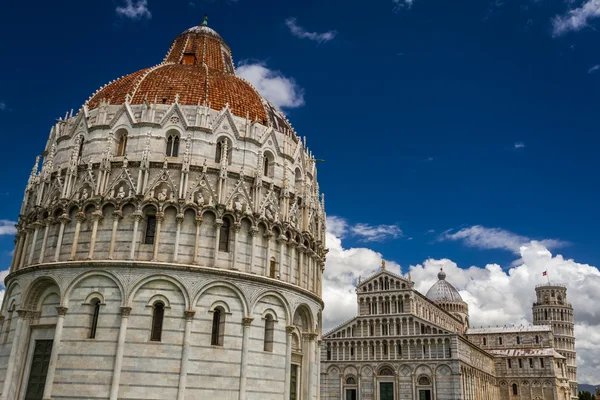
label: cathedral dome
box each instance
[426,268,464,302]
[86,18,292,133]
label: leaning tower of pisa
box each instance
[532,284,577,400]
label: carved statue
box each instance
[81,188,89,201]
[157,188,168,202]
[234,197,244,213]
[196,191,205,207]
[116,186,126,199]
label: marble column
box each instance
[298,246,305,288]
[129,211,142,260]
[38,218,53,263]
[239,317,253,400]
[27,221,42,265]
[10,232,24,272]
[0,310,33,400]
[54,214,70,262]
[87,210,103,260]
[264,231,272,277]
[284,326,294,400]
[151,212,164,261]
[177,310,195,400]
[213,219,223,267]
[110,307,132,400]
[108,210,122,259]
[276,235,286,279]
[18,227,31,269]
[70,212,85,260]
[231,223,241,270]
[42,306,68,400]
[173,213,184,262]
[193,217,203,264]
[306,333,317,400]
[248,227,258,273]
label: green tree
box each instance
[579,391,594,400]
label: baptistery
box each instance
[0,19,326,400]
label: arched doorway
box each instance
[417,375,433,400]
[377,367,395,400]
[344,376,357,400]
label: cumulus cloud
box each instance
[393,0,415,12]
[514,142,525,149]
[285,18,337,43]
[588,64,600,74]
[326,216,402,243]
[323,225,600,383]
[237,61,305,109]
[0,220,16,236]
[116,0,151,20]
[439,225,567,254]
[552,0,600,36]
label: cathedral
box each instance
[0,19,326,400]
[319,265,577,400]
[0,18,579,400]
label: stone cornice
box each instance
[6,260,324,308]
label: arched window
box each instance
[151,302,165,341]
[483,337,487,346]
[418,376,431,385]
[211,308,225,346]
[89,299,101,339]
[144,214,157,245]
[535,335,539,344]
[498,337,503,345]
[544,310,548,320]
[512,383,518,395]
[166,133,180,157]
[516,336,521,345]
[263,152,274,177]
[78,136,85,162]
[219,218,231,252]
[117,131,128,156]
[379,367,394,376]
[264,314,275,352]
[346,377,356,385]
[215,141,223,162]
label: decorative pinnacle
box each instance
[382,260,386,270]
[202,14,209,26]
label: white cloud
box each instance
[439,225,567,254]
[393,0,415,12]
[514,142,525,149]
[0,220,16,236]
[284,18,337,43]
[237,61,305,110]
[326,216,402,243]
[0,103,6,111]
[116,0,151,20]
[323,226,600,384]
[588,64,600,74]
[552,0,600,36]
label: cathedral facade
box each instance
[320,267,577,400]
[0,20,326,400]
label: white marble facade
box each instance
[0,25,326,400]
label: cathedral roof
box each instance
[86,18,293,134]
[467,325,552,334]
[425,268,464,303]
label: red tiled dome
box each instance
[87,23,291,131]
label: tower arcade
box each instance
[532,284,577,400]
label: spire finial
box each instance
[438,267,446,280]
[382,260,386,270]
[202,14,209,26]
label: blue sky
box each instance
[1,0,600,382]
